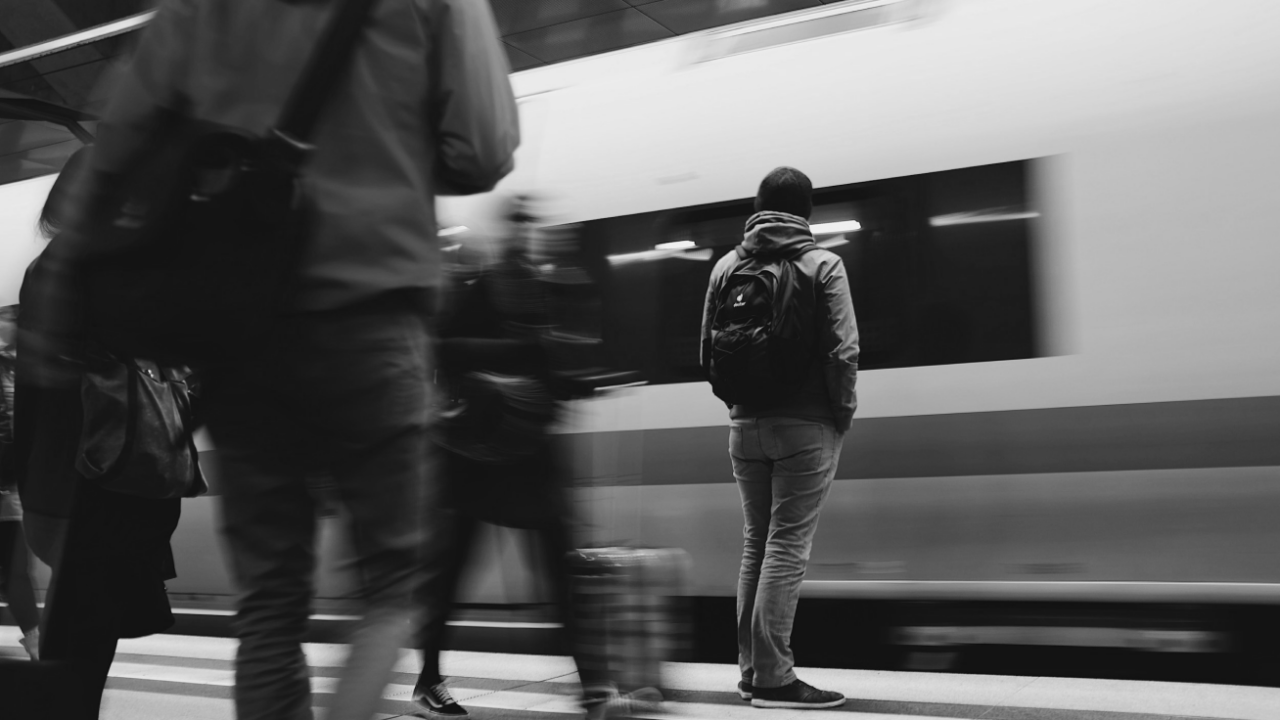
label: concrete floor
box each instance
[1,627,1278,719]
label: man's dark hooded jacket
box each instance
[700,211,860,433]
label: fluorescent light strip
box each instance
[0,11,157,69]
[654,240,696,251]
[713,0,908,39]
[608,247,713,265]
[930,211,1041,227]
[811,220,862,235]
[439,225,469,237]
[608,250,662,264]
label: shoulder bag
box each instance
[75,349,206,499]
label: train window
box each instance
[563,159,1040,385]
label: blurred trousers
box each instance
[205,293,431,720]
[39,481,180,719]
[416,449,597,692]
[729,417,842,689]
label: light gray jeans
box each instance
[730,417,843,689]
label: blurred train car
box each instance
[5,0,1280,667]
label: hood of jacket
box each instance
[741,211,817,257]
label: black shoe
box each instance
[738,680,753,700]
[413,682,469,716]
[751,679,845,709]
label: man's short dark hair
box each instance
[754,166,813,219]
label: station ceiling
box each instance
[1,0,851,111]
[0,0,847,183]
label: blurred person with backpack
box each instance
[700,167,859,709]
[24,1,518,718]
[0,304,41,662]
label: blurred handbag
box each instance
[436,369,558,465]
[75,351,206,499]
[72,0,380,366]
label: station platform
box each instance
[2,626,1278,720]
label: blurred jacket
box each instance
[85,0,520,311]
[11,257,85,560]
[1,319,20,521]
[701,211,860,433]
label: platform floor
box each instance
[2,626,1279,720]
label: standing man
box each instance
[701,167,859,709]
[66,1,518,718]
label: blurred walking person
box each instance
[50,1,518,718]
[415,201,600,717]
[10,151,185,719]
[0,305,41,662]
[701,167,858,709]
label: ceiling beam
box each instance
[0,0,123,107]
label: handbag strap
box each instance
[272,0,382,151]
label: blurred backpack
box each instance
[705,244,819,407]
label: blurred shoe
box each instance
[628,686,664,712]
[19,628,39,661]
[413,682,468,716]
[738,679,753,700]
[751,679,844,709]
[583,684,664,720]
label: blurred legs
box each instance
[207,298,430,720]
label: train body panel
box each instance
[449,0,1280,608]
[6,0,1280,619]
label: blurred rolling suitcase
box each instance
[569,546,691,717]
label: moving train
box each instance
[5,0,1280,667]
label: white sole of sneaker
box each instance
[416,708,469,717]
[738,689,752,701]
[751,697,846,709]
[412,700,469,717]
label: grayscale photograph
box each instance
[1,1,1278,719]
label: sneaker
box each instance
[413,682,468,717]
[737,679,753,701]
[750,679,845,709]
[19,628,39,661]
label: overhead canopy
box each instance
[0,88,94,137]
[0,0,849,184]
[0,88,93,185]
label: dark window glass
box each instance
[562,159,1040,385]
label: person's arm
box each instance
[430,0,520,195]
[700,264,721,382]
[817,257,859,433]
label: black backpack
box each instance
[706,243,819,407]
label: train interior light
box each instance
[810,220,863,235]
[655,240,697,250]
